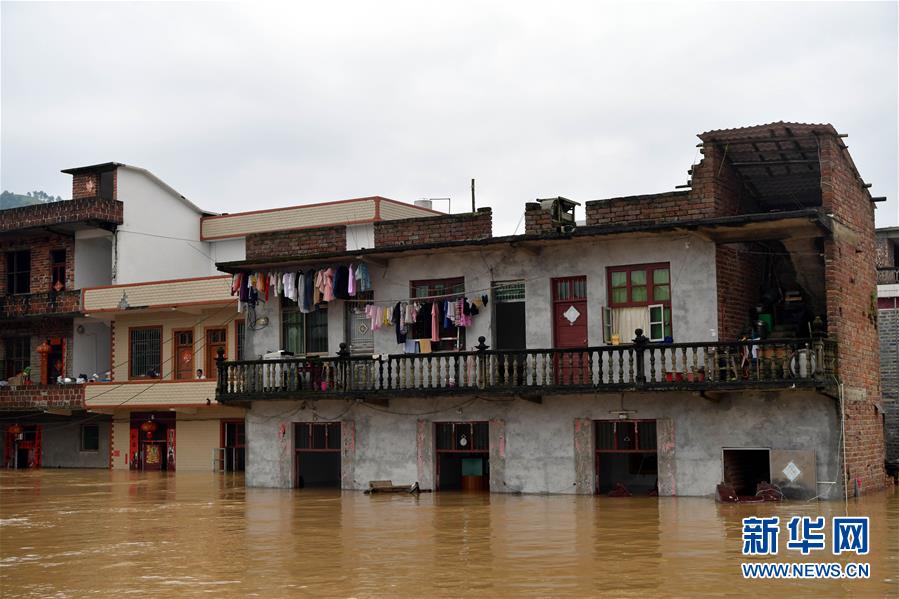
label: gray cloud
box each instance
[2,1,896,233]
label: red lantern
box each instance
[8,424,23,436]
[140,420,157,440]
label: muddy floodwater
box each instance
[0,471,896,597]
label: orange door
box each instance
[552,277,590,385]
[174,329,194,380]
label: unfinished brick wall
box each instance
[0,234,76,298]
[584,144,749,227]
[818,133,886,493]
[374,208,492,247]
[875,236,895,268]
[0,385,85,410]
[245,224,347,260]
[1,318,74,384]
[524,203,556,235]
[715,244,763,340]
[0,198,123,233]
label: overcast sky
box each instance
[2,1,897,233]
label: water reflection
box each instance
[0,470,896,597]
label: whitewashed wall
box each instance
[245,233,719,358]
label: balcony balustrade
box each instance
[215,333,837,402]
[877,267,899,285]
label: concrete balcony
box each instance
[0,384,86,412]
[215,336,838,403]
[877,267,899,285]
[0,290,81,319]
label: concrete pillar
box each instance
[416,420,434,490]
[489,419,506,492]
[573,418,595,494]
[656,417,677,496]
[341,420,355,490]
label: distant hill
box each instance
[1,190,63,210]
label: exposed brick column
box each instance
[245,225,348,260]
[524,202,555,235]
[818,133,886,494]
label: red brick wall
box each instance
[73,173,98,199]
[0,234,76,298]
[584,145,749,227]
[818,134,886,493]
[374,208,492,247]
[524,203,555,235]
[715,244,763,340]
[245,224,347,260]
[0,385,85,411]
[0,198,123,233]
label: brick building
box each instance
[875,227,899,476]
[212,122,887,498]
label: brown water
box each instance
[0,470,896,598]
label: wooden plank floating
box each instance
[364,480,432,494]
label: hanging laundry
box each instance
[348,264,356,296]
[418,302,432,339]
[333,265,350,299]
[431,301,440,342]
[404,339,418,354]
[303,269,315,313]
[393,302,406,344]
[355,263,372,292]
[418,339,433,354]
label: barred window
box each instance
[130,327,162,378]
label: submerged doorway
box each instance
[722,448,771,496]
[294,422,341,488]
[221,419,245,472]
[595,420,658,495]
[435,421,489,491]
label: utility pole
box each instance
[471,178,476,212]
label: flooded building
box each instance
[876,227,899,476]
[214,123,887,498]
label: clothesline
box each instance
[232,263,524,308]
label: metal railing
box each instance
[215,333,837,401]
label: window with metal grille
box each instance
[50,249,66,291]
[3,337,30,379]
[295,422,341,450]
[409,277,465,351]
[552,276,587,302]
[129,327,162,378]
[6,250,30,295]
[80,424,100,451]
[494,280,525,303]
[435,422,489,452]
[281,299,328,354]
[235,319,245,360]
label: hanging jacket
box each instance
[333,265,350,299]
[418,302,432,339]
[393,302,406,344]
[303,269,315,313]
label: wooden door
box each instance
[205,328,227,378]
[552,276,590,385]
[174,329,194,380]
[143,442,162,470]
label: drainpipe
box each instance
[839,381,849,510]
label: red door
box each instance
[552,277,590,385]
